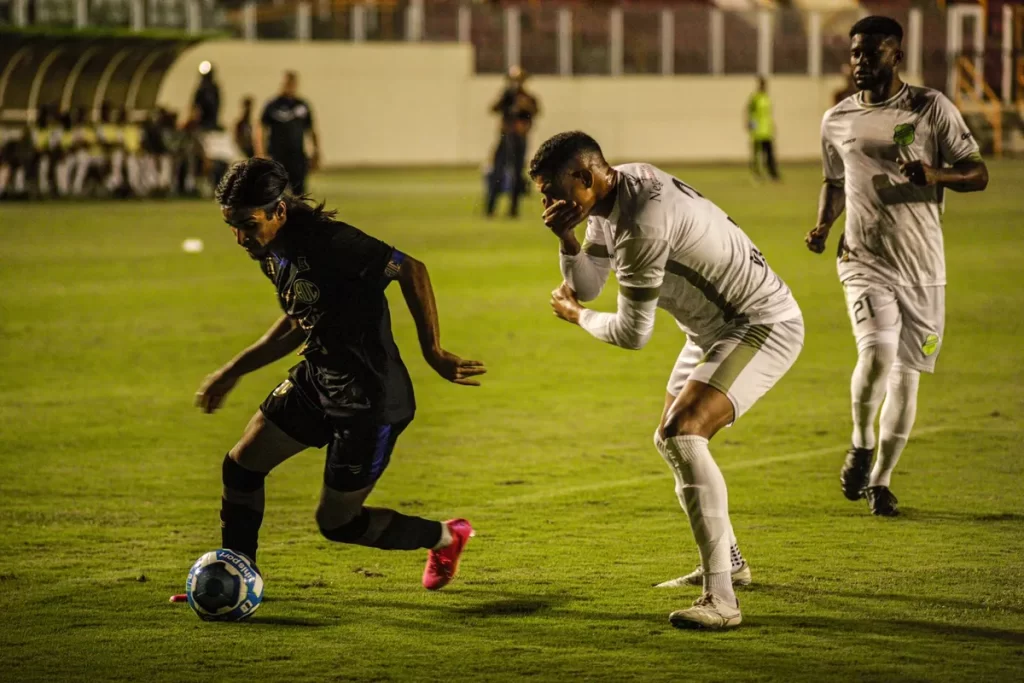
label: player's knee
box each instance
[318,507,370,544]
[661,407,712,440]
[859,343,896,380]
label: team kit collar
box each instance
[856,82,909,109]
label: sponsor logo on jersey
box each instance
[893,123,916,146]
[960,131,973,141]
[922,333,939,356]
[273,379,293,396]
[842,138,857,146]
[296,256,311,272]
[292,279,320,304]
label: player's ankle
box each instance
[432,521,453,550]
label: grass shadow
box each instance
[247,615,329,627]
[742,583,1024,617]
[753,615,1024,645]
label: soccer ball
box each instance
[185,549,264,621]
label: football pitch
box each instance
[1,161,1022,682]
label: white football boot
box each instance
[655,562,752,588]
[669,593,742,630]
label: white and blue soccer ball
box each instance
[185,549,264,622]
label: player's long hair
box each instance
[216,157,337,223]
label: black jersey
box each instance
[260,213,414,423]
[260,95,313,161]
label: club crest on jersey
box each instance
[893,123,916,147]
[922,334,939,356]
[292,279,320,304]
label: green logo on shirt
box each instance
[893,123,916,146]
[922,334,939,356]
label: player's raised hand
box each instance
[898,159,938,187]
[426,349,487,386]
[550,282,582,324]
[805,225,830,254]
[542,199,586,239]
[195,368,240,413]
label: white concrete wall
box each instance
[159,41,844,168]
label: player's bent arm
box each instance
[578,287,659,351]
[816,178,846,228]
[396,255,443,359]
[223,315,305,377]
[937,158,988,193]
[559,243,611,302]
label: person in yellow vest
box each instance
[747,77,780,182]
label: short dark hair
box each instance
[850,16,903,42]
[528,131,604,180]
[216,157,335,221]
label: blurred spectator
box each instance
[747,76,779,182]
[0,126,36,199]
[256,71,320,195]
[35,106,62,196]
[193,61,221,131]
[485,65,539,219]
[235,96,255,158]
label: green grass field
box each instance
[1,162,1023,682]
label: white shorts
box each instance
[666,316,804,421]
[843,276,944,373]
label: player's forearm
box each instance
[398,256,442,359]
[560,245,610,303]
[225,315,304,376]
[578,294,657,350]
[936,160,988,193]
[816,180,846,228]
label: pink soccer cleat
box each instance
[422,519,474,591]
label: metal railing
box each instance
[2,0,943,82]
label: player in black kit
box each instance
[188,158,484,593]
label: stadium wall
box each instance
[158,41,845,168]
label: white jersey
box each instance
[821,84,981,287]
[581,163,800,349]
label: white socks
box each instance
[433,521,452,550]
[850,344,896,449]
[870,363,920,488]
[660,434,736,607]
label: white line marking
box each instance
[483,425,971,508]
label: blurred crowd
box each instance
[0,102,248,201]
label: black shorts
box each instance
[259,362,411,492]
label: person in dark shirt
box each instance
[256,71,321,195]
[485,65,540,219]
[191,158,483,592]
[193,62,221,131]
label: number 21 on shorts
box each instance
[852,294,876,325]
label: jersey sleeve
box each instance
[329,223,400,283]
[614,234,669,295]
[560,217,611,302]
[575,232,666,351]
[931,94,981,164]
[821,113,845,182]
